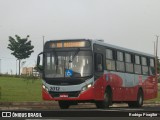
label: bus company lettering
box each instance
[28,113,42,117]
[12,112,27,117]
[12,112,42,117]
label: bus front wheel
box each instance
[95,90,112,109]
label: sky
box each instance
[0,0,160,74]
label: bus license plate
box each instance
[60,94,68,98]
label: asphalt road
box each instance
[0,102,160,111]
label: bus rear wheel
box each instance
[95,90,111,109]
[58,101,70,109]
[128,89,143,108]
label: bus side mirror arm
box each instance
[37,52,44,71]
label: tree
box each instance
[7,35,34,75]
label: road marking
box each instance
[94,108,144,112]
[123,108,144,111]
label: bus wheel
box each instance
[128,89,143,108]
[135,89,143,107]
[95,90,111,109]
[58,101,70,109]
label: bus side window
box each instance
[149,58,155,75]
[125,53,134,73]
[95,53,103,72]
[116,51,125,71]
[134,55,141,74]
[141,57,149,75]
[106,49,115,70]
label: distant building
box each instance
[21,67,39,76]
[21,67,33,75]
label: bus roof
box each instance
[46,39,155,57]
[92,40,155,58]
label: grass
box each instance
[156,83,160,101]
[148,83,160,102]
[0,76,42,102]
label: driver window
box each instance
[95,53,103,72]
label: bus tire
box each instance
[135,89,143,107]
[128,89,143,108]
[58,101,70,109]
[95,89,112,109]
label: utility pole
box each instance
[156,35,158,59]
[154,41,155,56]
[155,35,159,80]
[0,59,1,74]
[43,36,45,50]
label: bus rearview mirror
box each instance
[37,52,44,71]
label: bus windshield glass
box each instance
[44,50,92,78]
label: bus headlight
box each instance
[87,84,92,88]
[81,83,93,92]
[42,85,49,92]
[82,86,87,91]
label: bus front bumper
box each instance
[42,87,95,101]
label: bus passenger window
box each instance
[141,57,147,66]
[106,49,115,70]
[106,49,113,59]
[116,51,125,71]
[117,51,124,61]
[141,57,148,75]
[106,60,115,70]
[134,65,141,74]
[125,53,133,73]
[142,66,149,75]
[134,55,141,74]
[135,55,140,64]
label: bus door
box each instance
[93,44,106,100]
[94,53,104,79]
[94,53,105,99]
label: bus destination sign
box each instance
[49,41,90,48]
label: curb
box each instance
[0,101,160,106]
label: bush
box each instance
[0,74,40,80]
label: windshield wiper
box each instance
[69,48,80,63]
[64,48,80,78]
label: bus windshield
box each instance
[44,50,93,78]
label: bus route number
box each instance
[50,86,60,91]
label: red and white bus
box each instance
[37,39,158,109]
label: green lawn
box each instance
[148,83,160,102]
[0,76,42,102]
